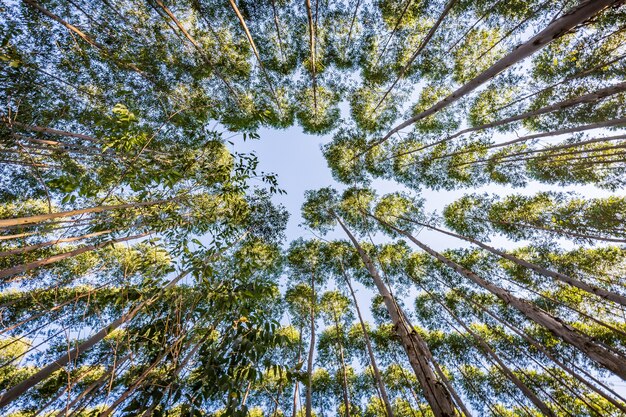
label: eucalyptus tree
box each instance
[322,240,395,417]
[341,189,626,400]
[443,192,626,244]
[285,238,327,417]
[302,188,465,417]
[318,290,356,417]
[359,0,622,154]
[3,0,626,415]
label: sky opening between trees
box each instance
[1,0,626,416]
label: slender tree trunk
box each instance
[22,0,102,47]
[366,0,621,152]
[0,232,148,281]
[270,0,285,60]
[227,0,282,111]
[305,273,316,417]
[420,283,556,416]
[463,143,626,169]
[0,197,177,228]
[446,283,626,413]
[373,0,457,113]
[141,338,204,416]
[0,230,111,258]
[22,0,152,80]
[293,327,303,417]
[99,333,189,417]
[344,0,361,54]
[494,49,626,114]
[428,117,626,162]
[376,0,413,64]
[305,0,318,113]
[334,213,461,417]
[0,279,115,337]
[52,354,131,417]
[394,80,626,160]
[406,218,626,306]
[453,134,626,168]
[342,268,395,417]
[376,216,626,380]
[31,365,96,417]
[152,0,241,102]
[0,269,190,408]
[333,315,351,417]
[477,216,626,243]
[0,231,38,241]
[0,159,51,168]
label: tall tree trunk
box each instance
[495,49,626,114]
[270,0,285,60]
[22,0,152,81]
[0,197,177,228]
[52,353,132,417]
[474,216,626,244]
[227,0,283,111]
[445,283,626,413]
[0,231,37,241]
[1,121,98,144]
[419,283,556,416]
[342,267,395,417]
[333,315,351,417]
[460,142,626,169]
[344,0,361,54]
[0,269,190,408]
[99,332,189,417]
[0,232,148,281]
[293,327,303,417]
[139,339,205,417]
[394,80,626,160]
[305,0,318,114]
[375,215,626,380]
[152,0,241,102]
[452,134,626,168]
[373,0,457,113]
[365,0,620,153]
[0,230,111,258]
[406,218,626,306]
[305,273,316,417]
[428,117,626,162]
[472,297,626,413]
[334,212,461,417]
[376,0,413,64]
[0,278,115,337]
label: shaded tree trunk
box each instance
[428,117,626,162]
[376,215,626,380]
[0,232,149,281]
[334,212,461,417]
[366,0,620,153]
[406,218,626,306]
[0,197,177,228]
[305,0,318,113]
[342,267,395,417]
[305,273,316,417]
[0,230,111,258]
[394,80,626,160]
[419,283,556,416]
[0,269,190,408]
[373,0,457,113]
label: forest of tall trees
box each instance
[1,0,626,415]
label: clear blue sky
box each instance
[232,123,623,250]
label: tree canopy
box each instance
[1,0,626,416]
